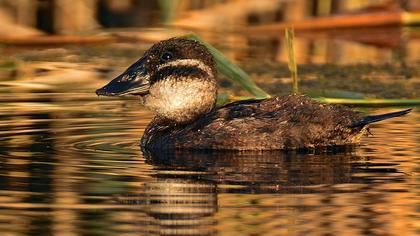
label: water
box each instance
[0,31,419,235]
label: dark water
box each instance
[0,31,419,235]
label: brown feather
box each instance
[141,95,367,150]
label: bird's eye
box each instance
[161,52,173,61]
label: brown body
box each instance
[141,95,367,150]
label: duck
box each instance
[96,37,411,151]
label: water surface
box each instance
[0,31,419,235]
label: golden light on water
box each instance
[0,0,419,235]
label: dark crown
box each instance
[143,38,217,77]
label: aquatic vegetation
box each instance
[0,60,16,81]
[285,28,299,94]
[0,60,16,72]
[315,97,420,106]
[183,33,270,99]
[184,33,419,107]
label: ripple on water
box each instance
[0,89,418,235]
[0,94,151,156]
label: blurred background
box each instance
[0,1,419,236]
[1,0,420,96]
[0,0,420,34]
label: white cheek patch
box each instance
[157,59,213,77]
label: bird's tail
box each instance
[350,108,412,127]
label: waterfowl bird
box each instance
[96,38,411,151]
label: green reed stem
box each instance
[314,97,420,106]
[182,33,270,99]
[285,28,299,94]
[158,0,179,24]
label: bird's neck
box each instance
[144,77,217,125]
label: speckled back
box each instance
[141,95,366,150]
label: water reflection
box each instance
[0,27,418,235]
[145,149,385,191]
[103,149,407,235]
[116,176,217,235]
[0,84,417,235]
[0,97,417,235]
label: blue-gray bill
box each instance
[96,55,150,96]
